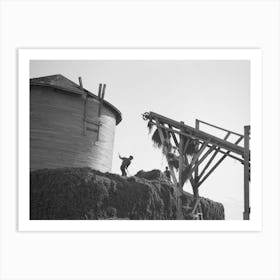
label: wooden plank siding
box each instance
[30,86,118,172]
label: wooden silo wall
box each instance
[30,86,117,172]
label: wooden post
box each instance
[97,84,105,141]
[98,84,105,117]
[101,84,106,99]
[195,119,199,187]
[78,77,83,90]
[98,83,102,99]
[193,120,200,203]
[177,125,185,220]
[83,96,88,136]
[178,123,184,189]
[243,125,250,220]
[79,77,88,136]
[155,119,182,219]
[144,112,251,220]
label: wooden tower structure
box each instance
[142,111,250,220]
[30,75,122,172]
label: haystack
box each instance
[30,167,224,220]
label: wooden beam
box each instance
[147,112,245,156]
[190,140,210,167]
[101,83,106,99]
[97,84,105,141]
[185,145,216,182]
[198,148,219,181]
[98,84,104,117]
[78,77,83,90]
[86,127,98,133]
[83,96,88,136]
[196,119,243,137]
[183,140,210,184]
[151,121,244,163]
[183,137,191,155]
[198,135,244,187]
[177,132,184,219]
[196,141,245,163]
[198,155,226,187]
[168,125,179,147]
[191,197,200,215]
[98,83,102,99]
[178,127,184,189]
[183,154,195,188]
[151,121,245,159]
[78,77,88,136]
[198,132,231,179]
[243,125,250,220]
[194,119,200,188]
[85,119,100,126]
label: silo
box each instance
[30,74,122,172]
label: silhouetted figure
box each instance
[164,166,171,181]
[119,154,134,176]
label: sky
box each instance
[30,60,250,220]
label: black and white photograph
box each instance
[20,49,261,229]
[1,1,279,280]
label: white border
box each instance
[18,49,262,231]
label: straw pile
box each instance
[30,167,224,220]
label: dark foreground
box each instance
[30,168,225,220]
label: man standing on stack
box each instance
[119,154,134,177]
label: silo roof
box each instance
[30,74,122,125]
